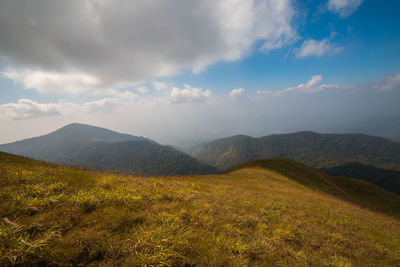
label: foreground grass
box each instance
[1,153,400,266]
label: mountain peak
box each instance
[49,123,153,143]
[0,124,218,176]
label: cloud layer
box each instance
[2,72,399,147]
[0,0,296,94]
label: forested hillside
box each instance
[191,131,400,171]
[0,123,217,175]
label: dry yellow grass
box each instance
[1,152,400,266]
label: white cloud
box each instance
[296,38,342,58]
[0,98,123,120]
[2,69,100,94]
[305,75,323,88]
[327,0,363,18]
[0,82,214,119]
[169,85,212,104]
[380,71,400,91]
[258,75,339,96]
[0,0,296,94]
[152,81,168,92]
[229,88,246,98]
[0,99,63,120]
[82,98,121,113]
[0,89,139,120]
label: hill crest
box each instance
[1,151,400,266]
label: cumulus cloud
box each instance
[169,85,212,104]
[0,90,138,120]
[327,0,363,18]
[0,98,121,120]
[0,0,296,94]
[296,38,342,58]
[0,82,214,119]
[258,75,339,95]
[229,88,246,98]
[0,99,62,120]
[2,69,100,94]
[82,98,121,113]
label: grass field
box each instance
[1,152,400,266]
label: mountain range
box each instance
[0,123,217,176]
[2,124,400,194]
[191,131,400,193]
[342,116,400,142]
[191,131,400,171]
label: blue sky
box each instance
[169,0,400,90]
[0,0,399,145]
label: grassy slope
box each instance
[1,153,400,266]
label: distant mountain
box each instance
[342,116,400,142]
[321,162,400,195]
[0,123,217,175]
[191,131,400,171]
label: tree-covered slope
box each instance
[321,162,400,195]
[191,131,400,171]
[0,123,217,175]
[68,140,218,175]
[1,152,400,266]
[0,123,153,162]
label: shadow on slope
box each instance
[224,158,400,218]
[321,162,400,195]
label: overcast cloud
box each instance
[0,0,296,94]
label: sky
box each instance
[0,0,399,146]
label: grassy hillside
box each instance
[1,152,400,266]
[226,159,400,217]
[191,131,400,171]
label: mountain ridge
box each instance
[191,131,400,171]
[0,123,217,175]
